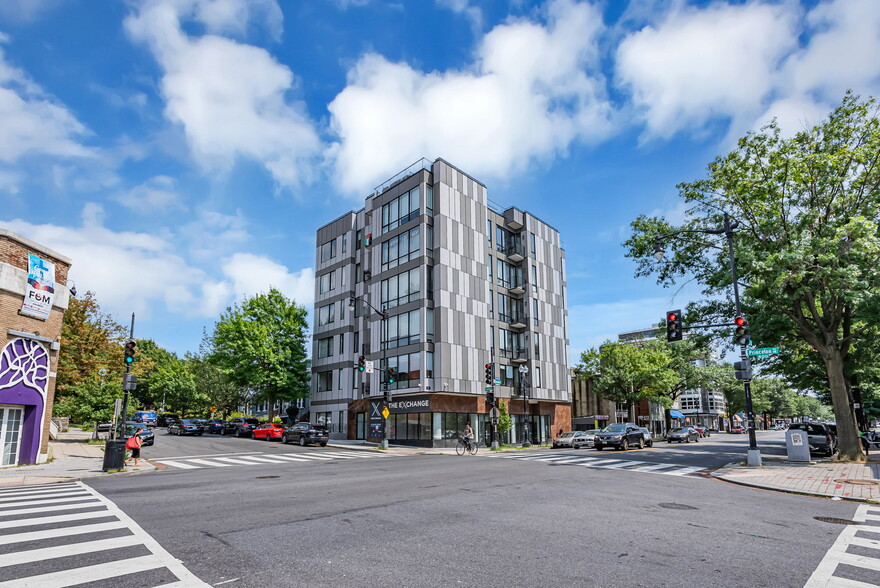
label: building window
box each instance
[498,329,524,359]
[381,268,421,309]
[339,333,345,355]
[356,229,363,251]
[496,259,522,289]
[316,371,333,392]
[318,304,335,326]
[381,226,421,271]
[499,364,520,389]
[317,337,333,359]
[342,233,348,254]
[488,291,494,319]
[497,293,524,324]
[319,271,336,294]
[385,309,432,349]
[530,232,536,258]
[487,254,493,281]
[320,239,337,263]
[535,366,542,388]
[381,186,421,234]
[426,185,433,215]
[487,219,492,245]
[338,369,344,390]
[381,351,433,390]
[534,333,540,360]
[356,263,362,283]
[495,225,507,253]
[531,265,537,288]
[532,298,539,325]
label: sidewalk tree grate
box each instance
[659,503,697,510]
[814,517,861,525]
[834,478,880,486]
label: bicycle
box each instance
[456,435,478,455]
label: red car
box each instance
[252,423,286,441]
[730,426,746,434]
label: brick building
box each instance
[0,228,72,466]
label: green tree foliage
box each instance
[188,342,247,418]
[625,93,880,461]
[53,379,123,424]
[497,400,513,436]
[210,289,310,420]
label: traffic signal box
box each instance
[733,317,750,346]
[387,368,396,384]
[124,340,137,365]
[357,356,366,372]
[484,363,494,385]
[734,359,753,381]
[666,310,683,342]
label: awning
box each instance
[733,414,743,422]
[669,410,686,419]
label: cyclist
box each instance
[462,423,474,450]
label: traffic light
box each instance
[387,367,396,384]
[357,356,366,372]
[666,310,683,342]
[486,390,495,405]
[123,340,136,365]
[734,359,753,381]
[484,363,494,385]
[733,317,750,346]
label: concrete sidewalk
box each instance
[0,428,156,487]
[711,457,880,501]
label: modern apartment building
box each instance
[311,158,570,447]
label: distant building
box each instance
[0,228,73,466]
[311,158,571,447]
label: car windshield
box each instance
[586,429,600,435]
[640,428,650,434]
[671,428,688,433]
[603,425,627,433]
[559,432,576,438]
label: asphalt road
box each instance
[81,429,860,587]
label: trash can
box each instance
[103,439,127,471]
[786,428,811,462]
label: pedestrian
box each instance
[125,431,143,467]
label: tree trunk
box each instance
[825,350,865,462]
[267,392,276,421]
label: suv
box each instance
[594,423,645,451]
[157,413,180,427]
[222,418,260,437]
[134,411,158,427]
[281,422,329,446]
[788,422,837,457]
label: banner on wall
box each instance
[21,254,55,320]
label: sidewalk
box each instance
[0,428,156,487]
[711,456,880,501]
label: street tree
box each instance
[187,348,247,418]
[647,338,715,431]
[211,289,310,420]
[625,93,880,461]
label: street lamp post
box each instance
[654,212,762,466]
[349,297,389,449]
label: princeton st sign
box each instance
[747,346,780,358]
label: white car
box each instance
[552,430,596,449]
[639,427,654,447]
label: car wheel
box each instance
[221,428,226,436]
[620,439,629,451]
[647,441,653,447]
[299,437,306,447]
[667,440,671,443]
[264,434,270,441]
[637,438,644,449]
[320,442,327,447]
[685,437,689,443]
[695,436,699,442]
[281,434,288,444]
[596,445,603,451]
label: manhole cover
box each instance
[834,479,880,486]
[659,503,697,510]
[255,475,279,479]
[814,517,860,525]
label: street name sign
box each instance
[747,347,780,358]
[493,377,502,386]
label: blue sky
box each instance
[1,0,878,363]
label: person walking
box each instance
[125,431,143,467]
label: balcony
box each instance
[504,208,525,231]
[506,240,525,263]
[511,349,528,364]
[500,312,527,330]
[508,282,526,296]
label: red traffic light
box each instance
[485,364,492,369]
[667,312,678,322]
[735,317,746,326]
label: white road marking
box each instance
[806,504,880,587]
[155,460,202,469]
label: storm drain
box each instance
[255,475,280,479]
[814,516,860,525]
[659,503,697,510]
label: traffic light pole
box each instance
[119,313,135,440]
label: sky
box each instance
[1,0,879,364]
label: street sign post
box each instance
[365,360,374,374]
[747,347,780,358]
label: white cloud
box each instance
[0,45,95,164]
[616,1,799,141]
[219,253,314,308]
[327,0,614,194]
[124,0,320,190]
[115,175,185,213]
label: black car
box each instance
[788,422,837,456]
[168,419,204,436]
[281,422,329,446]
[124,422,155,446]
[593,423,645,451]
[157,413,180,427]
[203,418,227,434]
[666,426,699,443]
[222,417,260,437]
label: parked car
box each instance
[133,411,158,427]
[282,422,329,446]
[787,422,837,457]
[639,427,654,447]
[692,426,710,438]
[157,413,180,427]
[168,419,204,436]
[730,425,746,434]
[124,422,155,446]
[577,429,601,449]
[552,431,582,449]
[222,417,260,437]
[202,418,227,434]
[666,427,699,443]
[594,423,645,451]
[253,423,286,441]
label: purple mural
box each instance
[0,338,49,465]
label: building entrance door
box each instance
[1,406,24,466]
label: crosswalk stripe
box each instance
[600,461,647,469]
[628,463,679,472]
[0,509,115,530]
[0,495,99,510]
[663,466,705,476]
[263,455,311,462]
[0,484,80,496]
[495,453,707,476]
[0,553,166,587]
[0,520,129,546]
[577,459,622,467]
[0,500,104,518]
[0,535,143,567]
[0,490,89,504]
[156,460,202,469]
[226,455,294,463]
[212,456,279,465]
[187,459,234,467]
